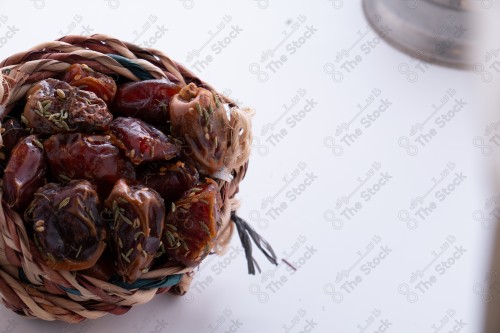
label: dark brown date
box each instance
[43,133,135,187]
[3,135,46,210]
[169,83,229,175]
[80,249,115,282]
[105,179,165,283]
[112,79,181,125]
[25,180,106,271]
[138,161,198,206]
[1,118,26,154]
[109,117,179,165]
[163,178,221,267]
[63,64,117,104]
[23,78,112,134]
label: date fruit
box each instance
[163,178,221,267]
[26,180,106,271]
[3,135,46,210]
[23,78,112,134]
[1,118,26,154]
[105,179,165,283]
[169,83,229,175]
[63,64,117,104]
[109,117,179,165]
[112,79,181,125]
[138,161,198,206]
[44,133,135,187]
[3,65,238,278]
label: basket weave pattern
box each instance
[0,34,252,323]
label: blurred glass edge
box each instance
[477,2,500,333]
[363,0,481,69]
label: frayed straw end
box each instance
[231,212,277,275]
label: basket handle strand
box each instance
[231,212,278,275]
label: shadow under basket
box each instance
[0,34,276,323]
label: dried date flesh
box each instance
[3,135,46,210]
[169,83,229,175]
[43,133,135,187]
[23,78,112,134]
[1,70,236,278]
[63,64,117,104]
[112,79,180,125]
[163,178,221,267]
[1,118,26,154]
[138,160,198,206]
[25,180,106,271]
[105,179,165,283]
[109,117,179,165]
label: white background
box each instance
[0,0,499,332]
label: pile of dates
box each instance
[1,64,233,283]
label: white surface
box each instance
[0,1,498,332]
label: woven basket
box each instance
[0,34,266,323]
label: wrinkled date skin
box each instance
[1,118,26,154]
[109,117,179,165]
[112,79,181,125]
[105,179,165,283]
[63,64,117,104]
[23,78,112,134]
[25,180,106,271]
[3,135,46,210]
[44,133,135,187]
[163,178,221,267]
[138,161,198,206]
[169,83,229,175]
